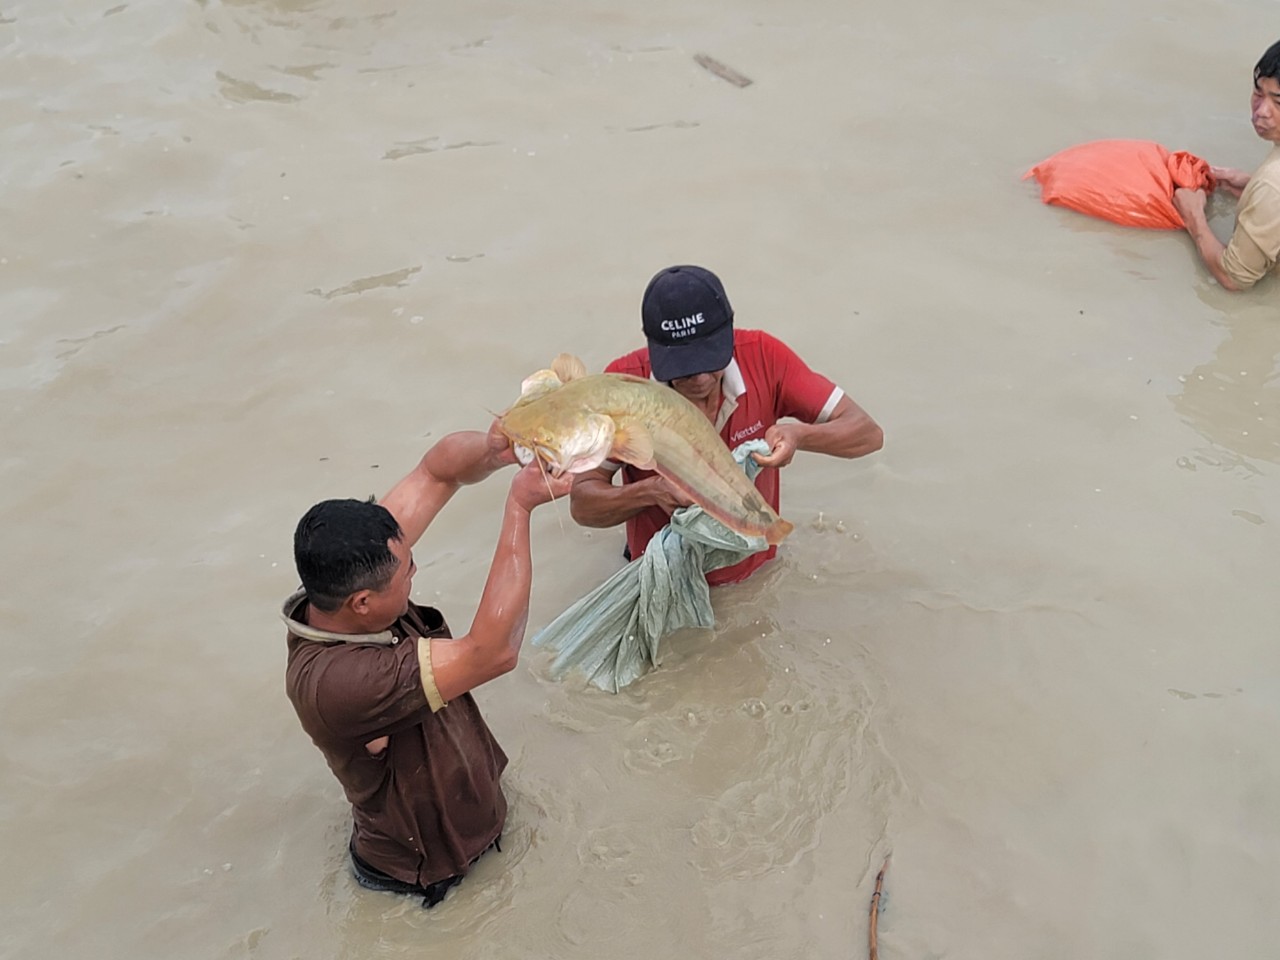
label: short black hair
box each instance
[293,498,403,613]
[1255,40,1280,84]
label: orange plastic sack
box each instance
[1023,139,1215,230]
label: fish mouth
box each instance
[515,443,568,478]
[534,444,561,468]
[510,440,566,476]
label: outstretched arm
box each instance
[379,422,518,546]
[425,464,572,701]
[752,395,884,469]
[1172,188,1244,292]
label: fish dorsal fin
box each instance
[610,419,656,470]
[551,353,588,382]
[518,368,563,401]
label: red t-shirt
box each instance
[604,329,842,584]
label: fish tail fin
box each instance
[765,517,794,546]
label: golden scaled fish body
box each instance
[498,354,794,546]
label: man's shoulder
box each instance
[1249,147,1280,193]
[605,346,651,377]
[734,328,798,356]
[732,329,805,374]
[1258,145,1280,174]
[1234,151,1280,260]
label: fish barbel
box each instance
[498,354,794,545]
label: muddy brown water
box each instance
[2,2,1277,958]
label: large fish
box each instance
[498,354,794,545]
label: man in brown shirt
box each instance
[1174,39,1280,291]
[283,423,569,906]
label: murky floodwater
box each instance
[2,2,1277,958]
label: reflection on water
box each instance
[1173,304,1280,465]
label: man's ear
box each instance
[347,590,374,617]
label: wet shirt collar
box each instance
[280,588,398,646]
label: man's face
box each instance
[364,536,416,626]
[668,368,726,408]
[1251,76,1280,142]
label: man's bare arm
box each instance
[753,395,884,469]
[568,466,692,528]
[379,423,517,547]
[1211,165,1252,197]
[425,464,572,702]
[1173,187,1244,292]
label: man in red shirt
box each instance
[570,265,883,584]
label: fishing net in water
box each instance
[532,441,771,692]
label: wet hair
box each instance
[293,498,403,613]
[1255,41,1280,85]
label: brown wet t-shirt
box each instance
[283,591,508,887]
[1222,145,1280,289]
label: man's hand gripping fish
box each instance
[498,354,794,546]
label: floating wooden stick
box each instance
[693,53,753,88]
[869,855,890,960]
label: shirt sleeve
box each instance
[1222,181,1280,289]
[761,332,843,423]
[314,641,432,741]
[417,638,447,712]
[604,348,648,377]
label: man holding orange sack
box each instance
[1174,40,1280,291]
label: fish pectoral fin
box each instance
[551,353,588,382]
[610,420,656,470]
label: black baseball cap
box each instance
[641,265,735,382]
